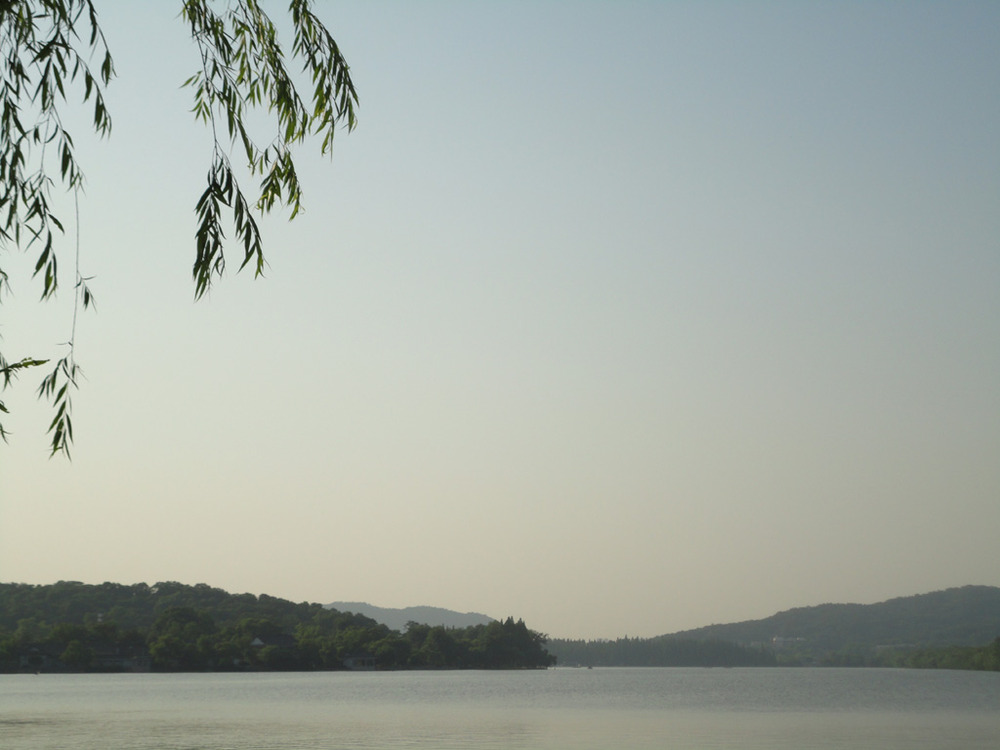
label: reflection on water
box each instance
[2,668,999,750]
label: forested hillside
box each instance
[550,587,1000,670]
[670,586,1000,646]
[0,581,326,632]
[665,586,1000,665]
[0,581,554,673]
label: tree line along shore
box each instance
[2,581,997,673]
[0,582,554,672]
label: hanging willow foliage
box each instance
[0,0,358,455]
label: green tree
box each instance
[370,635,410,669]
[48,621,88,645]
[13,616,50,645]
[147,606,217,670]
[59,638,94,669]
[0,0,357,454]
[414,626,459,668]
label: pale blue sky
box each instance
[1,1,998,639]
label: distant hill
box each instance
[327,602,494,632]
[547,586,1000,668]
[664,586,1000,661]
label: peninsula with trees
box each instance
[0,581,553,673]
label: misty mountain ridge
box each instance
[660,585,1000,656]
[326,602,494,632]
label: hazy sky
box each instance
[1,1,998,640]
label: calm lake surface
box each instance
[2,667,998,749]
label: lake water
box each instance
[2,667,998,749]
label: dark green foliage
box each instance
[401,618,555,670]
[0,580,334,632]
[472,617,557,669]
[546,636,777,668]
[58,638,94,668]
[0,581,554,672]
[824,637,1000,671]
[0,611,147,673]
